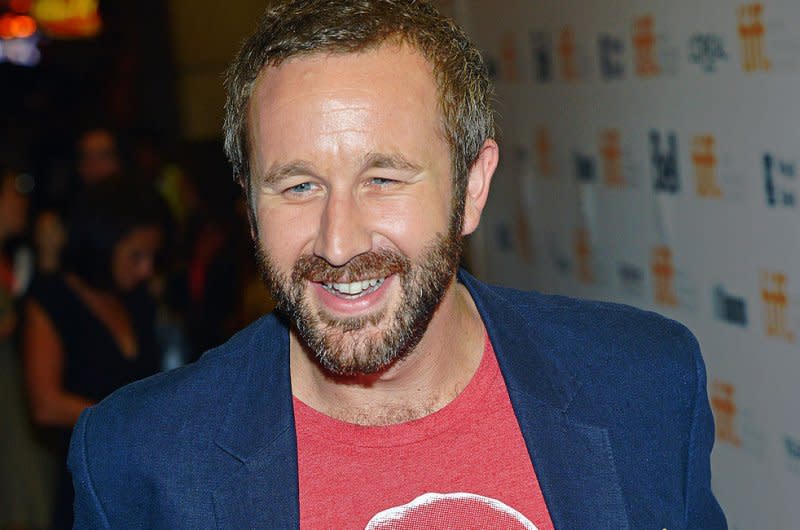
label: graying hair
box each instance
[223,0,495,224]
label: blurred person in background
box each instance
[164,142,243,361]
[28,124,128,283]
[0,168,54,530]
[183,210,238,358]
[23,179,167,529]
[31,209,66,278]
[0,169,30,306]
[131,128,198,231]
[75,125,124,186]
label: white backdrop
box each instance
[447,1,800,527]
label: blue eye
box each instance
[286,182,314,194]
[370,177,397,186]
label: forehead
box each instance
[247,44,444,162]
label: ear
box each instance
[239,176,259,241]
[248,212,258,241]
[461,139,499,236]
[247,196,258,241]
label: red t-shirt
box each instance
[293,336,554,529]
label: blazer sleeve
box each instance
[68,407,112,529]
[684,333,728,529]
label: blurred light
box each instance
[0,35,41,66]
[32,0,101,39]
[10,15,36,38]
[0,14,37,39]
[10,0,33,14]
[0,15,14,39]
[15,173,35,194]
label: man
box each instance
[69,1,727,528]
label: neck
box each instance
[290,279,485,426]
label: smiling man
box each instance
[249,44,490,427]
[69,1,726,528]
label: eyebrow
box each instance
[360,152,422,173]
[261,161,317,186]
[260,152,423,186]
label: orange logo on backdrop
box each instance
[558,26,579,82]
[534,127,552,177]
[633,15,660,77]
[600,129,625,187]
[761,271,794,342]
[500,32,520,82]
[651,245,678,306]
[692,135,722,198]
[574,228,593,284]
[738,3,770,72]
[711,380,742,447]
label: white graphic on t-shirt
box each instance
[365,492,538,529]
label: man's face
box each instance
[249,44,463,375]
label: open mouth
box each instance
[321,277,386,298]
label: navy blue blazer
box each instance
[69,271,726,529]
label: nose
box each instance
[313,189,372,266]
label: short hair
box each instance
[223,0,495,221]
[62,179,169,291]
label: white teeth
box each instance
[324,278,384,296]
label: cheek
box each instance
[368,194,451,251]
[256,203,321,260]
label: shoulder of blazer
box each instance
[458,269,701,413]
[77,312,290,458]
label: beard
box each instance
[256,213,463,376]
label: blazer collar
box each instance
[459,270,629,529]
[214,313,295,462]
[212,313,300,528]
[457,269,574,411]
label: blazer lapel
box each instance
[211,314,300,529]
[460,271,629,529]
[509,390,629,529]
[212,427,299,529]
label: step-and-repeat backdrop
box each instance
[447,0,800,527]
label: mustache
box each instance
[291,249,410,284]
